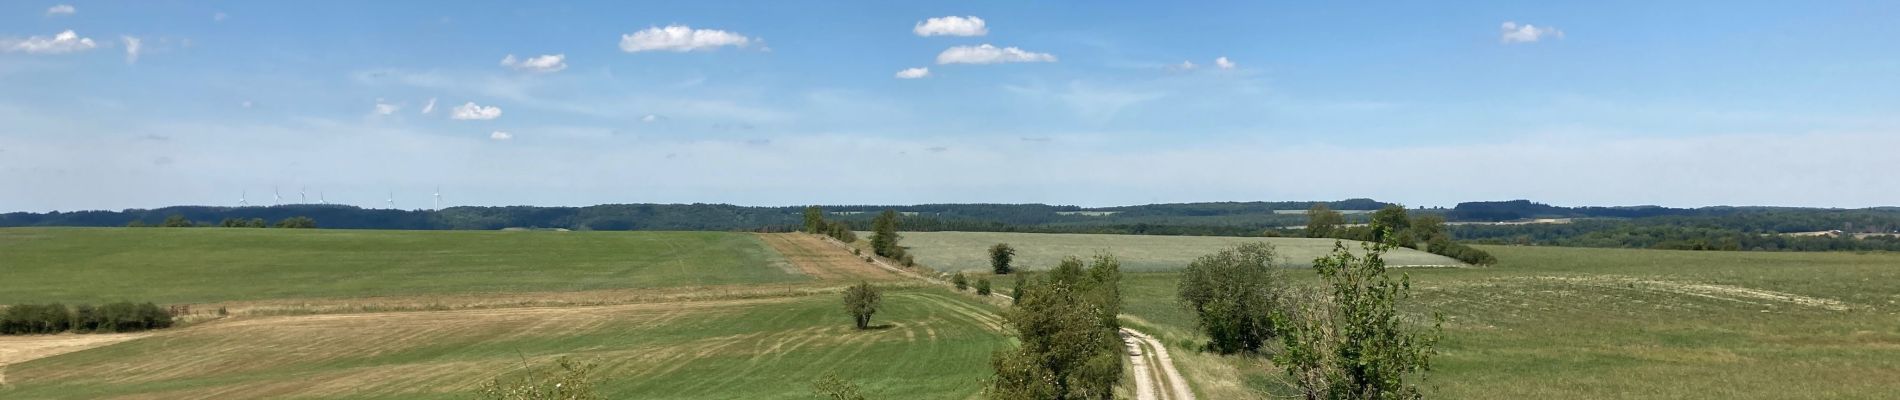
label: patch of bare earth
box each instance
[756,233,905,282]
[0,333,149,385]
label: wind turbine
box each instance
[319,192,327,205]
[386,192,395,209]
[239,190,249,206]
[300,186,307,204]
[273,186,282,206]
[433,186,442,210]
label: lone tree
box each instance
[1304,204,1344,238]
[870,210,903,258]
[803,206,825,233]
[989,243,1016,274]
[975,278,993,296]
[1369,205,1412,243]
[842,281,883,330]
[1275,237,1442,400]
[1177,242,1289,354]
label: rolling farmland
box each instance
[894,231,1463,272]
[1118,245,1900,399]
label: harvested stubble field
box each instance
[1117,245,1900,399]
[892,231,1463,272]
[0,230,1005,399]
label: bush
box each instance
[1275,240,1441,399]
[975,278,992,296]
[275,216,317,229]
[985,255,1123,399]
[475,357,602,400]
[842,281,883,330]
[952,272,969,291]
[1178,242,1289,354]
[3,302,171,335]
[0,304,72,334]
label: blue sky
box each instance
[3,1,1898,212]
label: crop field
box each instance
[893,231,1461,272]
[0,230,1010,399]
[1,289,1007,399]
[0,228,805,304]
[1118,245,1900,399]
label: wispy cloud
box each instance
[121,36,143,64]
[489,131,513,140]
[914,16,987,37]
[420,98,437,114]
[1,30,97,54]
[1500,21,1563,44]
[451,102,502,120]
[937,44,1056,65]
[619,25,752,52]
[894,67,930,79]
[500,54,567,73]
[45,4,75,17]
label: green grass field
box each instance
[0,227,805,304]
[1119,245,1900,399]
[893,231,1462,272]
[2,288,1007,399]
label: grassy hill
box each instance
[0,228,805,305]
[893,231,1463,272]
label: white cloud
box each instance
[936,44,1056,65]
[1215,56,1236,70]
[45,4,74,16]
[1,30,98,54]
[914,16,987,37]
[894,67,930,79]
[121,36,142,64]
[213,12,228,22]
[641,114,661,123]
[619,25,752,52]
[373,99,400,115]
[489,131,513,140]
[421,98,437,114]
[451,102,502,120]
[500,53,567,73]
[1500,21,1563,44]
[1173,60,1198,70]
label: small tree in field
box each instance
[1276,237,1442,400]
[803,206,825,233]
[842,281,883,330]
[975,278,993,296]
[1178,242,1289,354]
[990,243,1016,274]
[870,210,903,258]
[952,272,969,291]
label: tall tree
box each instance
[985,256,1124,400]
[842,281,883,330]
[989,243,1017,274]
[1369,205,1412,243]
[803,206,825,233]
[1305,204,1345,238]
[1276,240,1442,400]
[870,209,903,258]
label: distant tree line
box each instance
[1454,219,1900,252]
[802,206,858,242]
[123,214,317,229]
[0,302,174,335]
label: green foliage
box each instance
[1275,239,1441,400]
[274,216,317,228]
[952,272,969,291]
[826,221,858,243]
[811,374,868,400]
[1010,273,1026,305]
[1177,242,1289,354]
[1369,205,1411,243]
[842,281,883,330]
[1305,204,1345,238]
[871,210,904,258]
[1,302,171,335]
[985,254,1124,400]
[160,214,195,227]
[989,243,1016,274]
[804,206,826,234]
[975,278,992,296]
[474,357,603,400]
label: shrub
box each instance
[842,281,883,330]
[952,272,969,291]
[812,374,867,400]
[975,278,992,296]
[986,255,1123,399]
[1178,242,1289,354]
[1275,240,1442,399]
[475,357,602,400]
[274,216,317,229]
